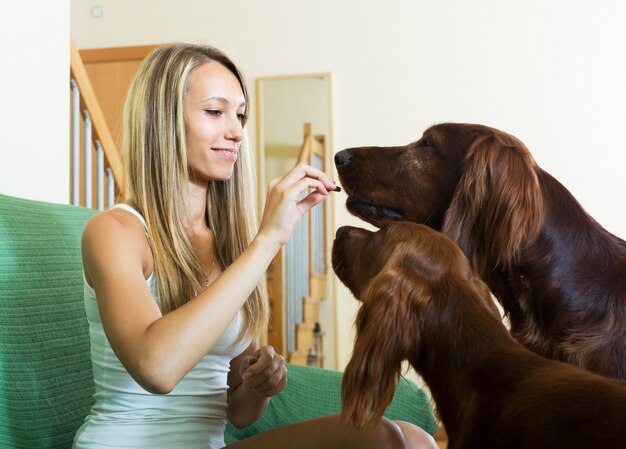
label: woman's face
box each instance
[184,61,246,183]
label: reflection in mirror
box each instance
[256,74,335,369]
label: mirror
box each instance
[256,74,335,370]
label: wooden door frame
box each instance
[79,44,160,63]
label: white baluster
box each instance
[82,110,92,208]
[95,140,105,211]
[70,80,80,206]
[106,168,115,208]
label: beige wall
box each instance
[69,0,626,373]
[0,0,69,203]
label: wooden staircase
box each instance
[69,37,125,207]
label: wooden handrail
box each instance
[69,37,125,195]
[296,123,312,165]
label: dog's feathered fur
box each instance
[332,222,626,449]
[334,123,626,379]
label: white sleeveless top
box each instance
[73,204,249,449]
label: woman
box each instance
[74,43,437,449]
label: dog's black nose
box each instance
[335,226,349,239]
[334,150,353,168]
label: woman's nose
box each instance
[225,116,243,142]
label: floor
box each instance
[434,427,447,449]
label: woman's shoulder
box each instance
[82,205,153,282]
[83,205,146,242]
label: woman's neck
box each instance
[187,181,209,230]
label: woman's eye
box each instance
[237,113,246,122]
[204,109,222,117]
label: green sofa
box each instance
[0,193,437,449]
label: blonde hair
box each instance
[122,43,268,343]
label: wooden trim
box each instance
[79,44,160,63]
[256,73,329,82]
[296,123,312,164]
[266,253,286,356]
[311,134,328,276]
[70,37,125,193]
[255,78,266,222]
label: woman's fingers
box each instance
[240,346,288,397]
[297,190,328,214]
[238,355,258,378]
[278,163,335,193]
[253,365,288,396]
[291,176,331,201]
[259,163,338,246]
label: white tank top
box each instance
[73,204,249,449]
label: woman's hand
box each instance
[258,163,337,247]
[238,345,288,398]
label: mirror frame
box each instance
[254,73,336,368]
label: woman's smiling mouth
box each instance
[212,147,238,160]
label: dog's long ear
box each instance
[341,269,423,429]
[442,133,543,275]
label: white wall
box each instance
[71,0,626,372]
[0,1,70,204]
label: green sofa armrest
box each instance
[0,194,97,449]
[225,363,437,444]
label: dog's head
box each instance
[332,222,473,299]
[334,123,485,229]
[335,123,543,273]
[333,222,489,427]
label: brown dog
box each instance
[334,123,626,379]
[332,222,626,449]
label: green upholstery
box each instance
[225,363,437,443]
[0,194,97,449]
[0,193,437,449]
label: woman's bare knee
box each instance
[225,414,434,449]
[365,417,407,449]
[394,420,438,449]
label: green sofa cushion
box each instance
[0,194,97,449]
[225,363,438,443]
[0,193,438,448]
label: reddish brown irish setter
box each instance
[332,222,626,449]
[334,123,626,379]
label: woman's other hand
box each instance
[238,345,288,398]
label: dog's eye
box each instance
[420,140,433,148]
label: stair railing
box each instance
[69,37,124,209]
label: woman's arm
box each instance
[226,342,287,428]
[83,214,279,394]
[84,163,336,395]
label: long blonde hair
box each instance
[122,43,268,343]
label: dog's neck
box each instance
[483,170,626,374]
[412,286,534,441]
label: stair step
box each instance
[303,297,320,323]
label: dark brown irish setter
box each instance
[332,222,626,449]
[334,123,626,379]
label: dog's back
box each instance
[449,349,626,449]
